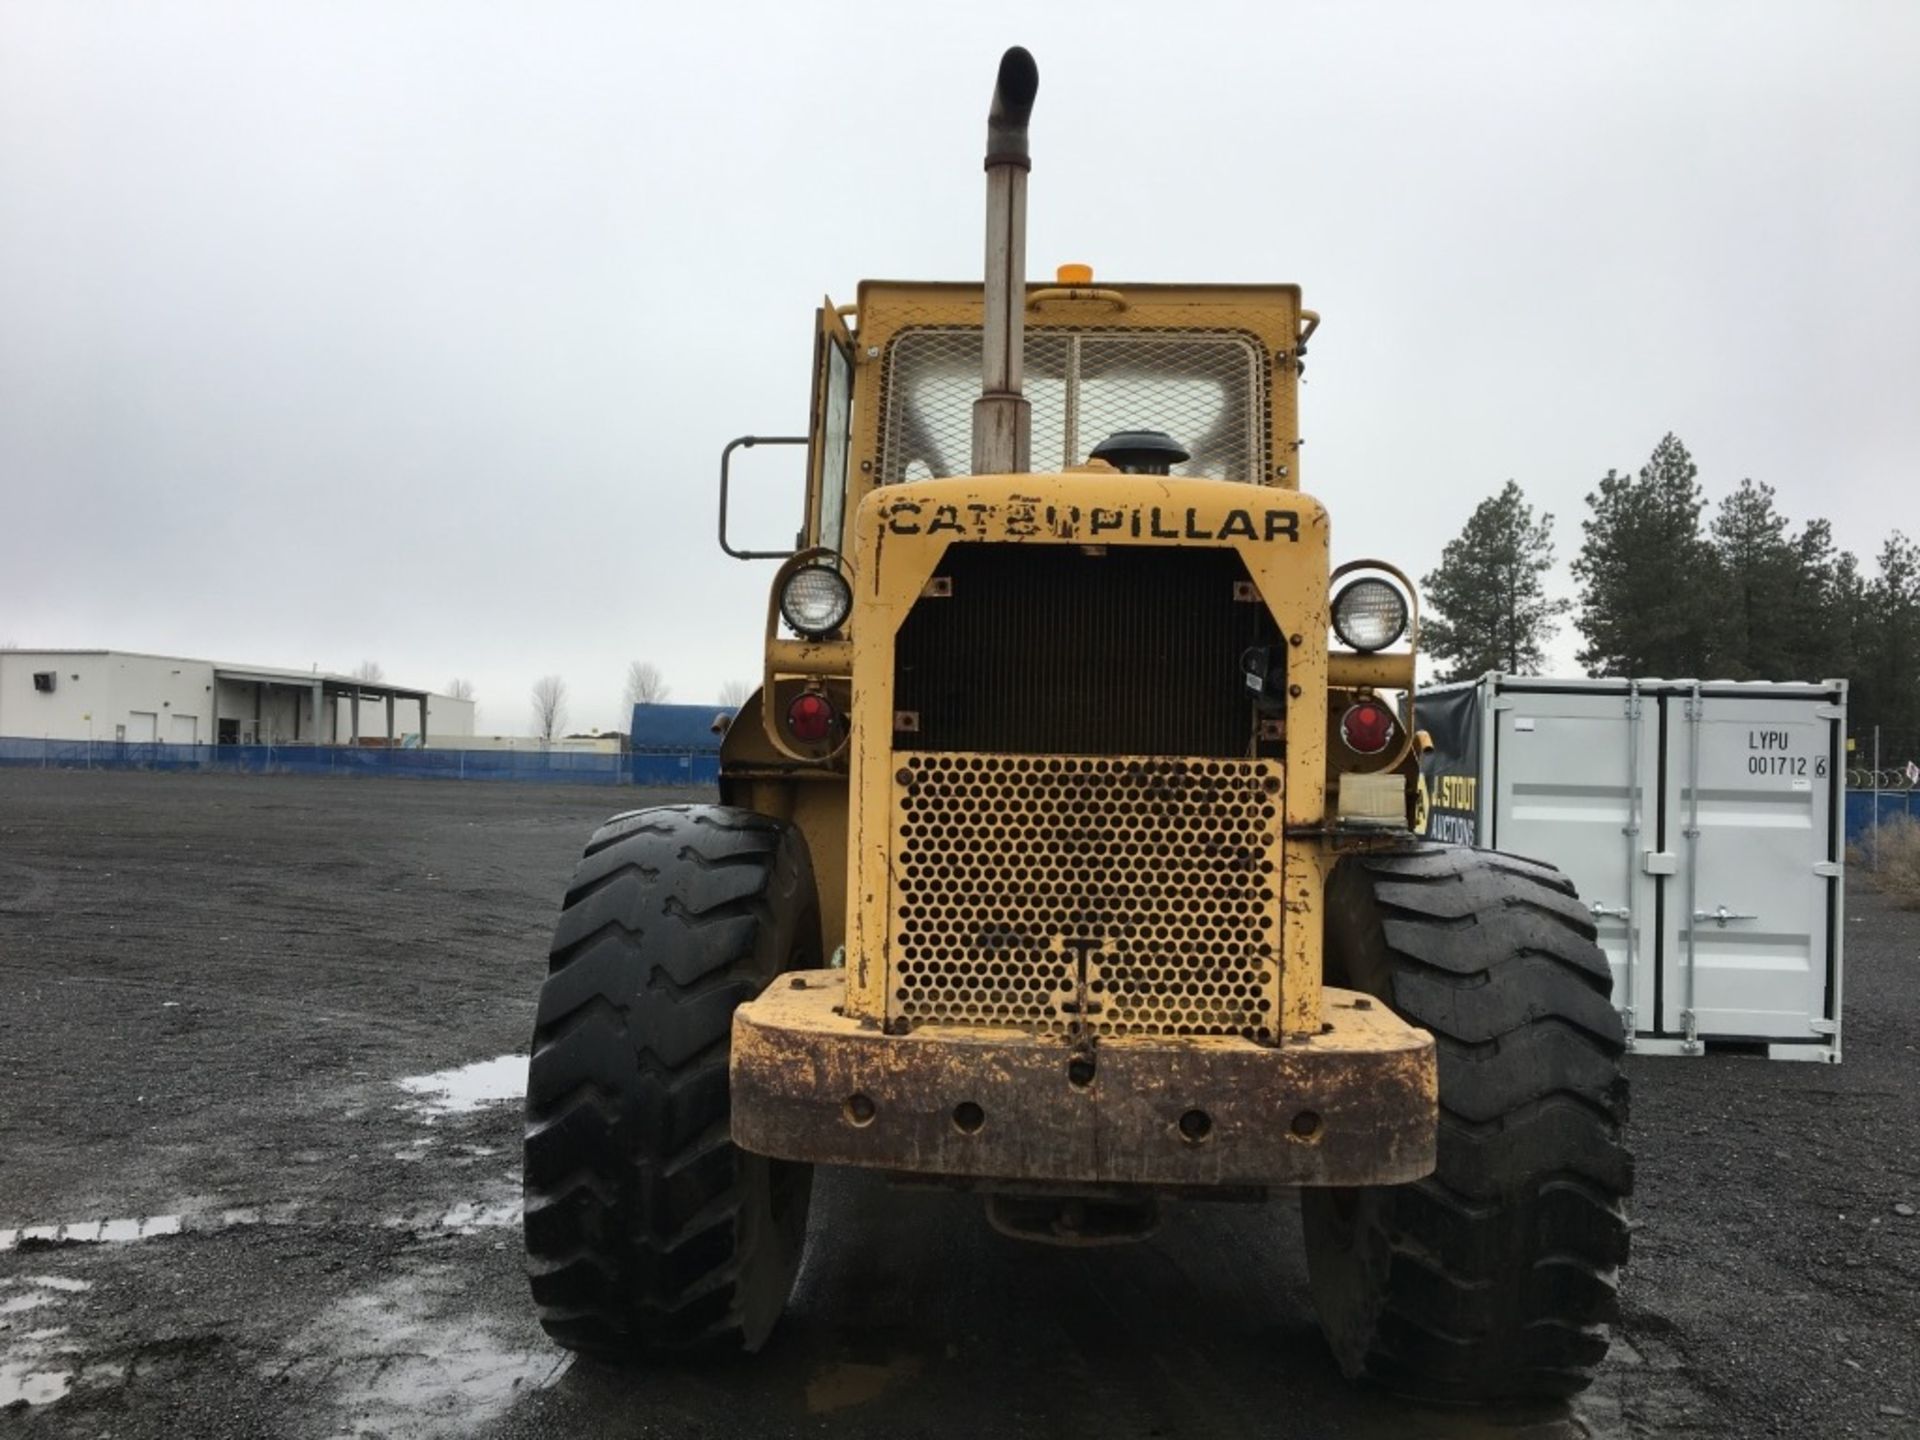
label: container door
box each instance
[1490,689,1657,1031]
[1661,693,1835,1041]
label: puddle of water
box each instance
[277,1265,567,1437]
[396,1054,526,1118]
[385,1177,523,1237]
[80,1360,128,1387]
[0,1277,91,1410]
[0,1364,72,1407]
[21,1276,92,1294]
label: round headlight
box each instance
[1332,578,1408,652]
[780,565,852,638]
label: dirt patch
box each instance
[0,770,1914,1436]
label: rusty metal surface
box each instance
[841,476,1335,1033]
[732,971,1435,1189]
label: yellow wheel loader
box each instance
[522,47,1631,1403]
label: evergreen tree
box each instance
[1708,479,1799,679]
[1826,547,1869,691]
[1860,533,1920,754]
[1781,517,1849,683]
[1572,433,1718,676]
[1420,481,1570,680]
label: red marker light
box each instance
[1340,701,1396,755]
[786,693,837,743]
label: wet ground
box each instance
[0,769,1915,1438]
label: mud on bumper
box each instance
[730,972,1436,1188]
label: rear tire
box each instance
[1302,844,1632,1403]
[523,805,819,1356]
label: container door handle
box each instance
[1692,904,1757,927]
[1587,901,1631,920]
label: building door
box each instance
[170,714,198,744]
[127,712,158,743]
[1658,692,1837,1042]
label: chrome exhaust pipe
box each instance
[971,46,1038,476]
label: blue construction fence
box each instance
[1848,789,1920,843]
[0,737,718,787]
[11,736,1909,820]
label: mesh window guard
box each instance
[881,330,1264,483]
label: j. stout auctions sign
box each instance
[1416,686,1481,846]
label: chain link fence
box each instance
[1846,726,1918,850]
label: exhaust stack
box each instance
[971,46,1038,476]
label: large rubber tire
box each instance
[1302,844,1632,1403]
[522,805,820,1356]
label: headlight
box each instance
[1331,578,1408,652]
[780,565,852,638]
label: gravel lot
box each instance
[0,769,1915,1438]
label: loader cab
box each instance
[794,275,1316,560]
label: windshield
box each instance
[880,329,1264,483]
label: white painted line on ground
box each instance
[0,1204,298,1253]
[0,1191,529,1251]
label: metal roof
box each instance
[3,649,435,699]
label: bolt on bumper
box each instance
[730,973,1436,1189]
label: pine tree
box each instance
[1826,548,1869,691]
[1420,481,1570,680]
[1572,433,1718,677]
[1709,479,1798,679]
[1781,518,1848,683]
[1860,533,1920,757]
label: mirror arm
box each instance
[718,434,807,560]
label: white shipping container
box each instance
[1416,675,1846,1063]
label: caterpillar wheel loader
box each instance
[521,47,1631,1404]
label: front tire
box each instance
[522,805,819,1356]
[1302,844,1632,1403]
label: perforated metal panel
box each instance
[880,329,1265,483]
[891,753,1283,1038]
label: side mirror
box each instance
[718,434,806,560]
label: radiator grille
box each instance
[891,753,1282,1039]
[893,544,1278,757]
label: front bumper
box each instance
[730,972,1436,1188]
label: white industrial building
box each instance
[0,650,475,747]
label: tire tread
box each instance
[522,805,816,1356]
[1305,842,1632,1403]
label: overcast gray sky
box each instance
[3,0,1915,734]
